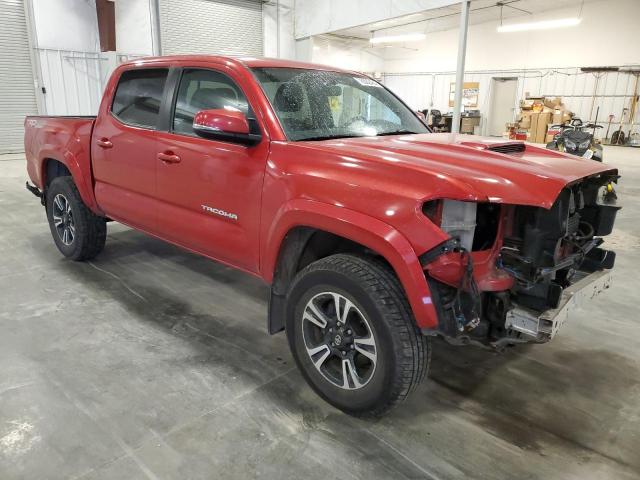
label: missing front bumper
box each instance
[505,269,612,343]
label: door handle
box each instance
[96,138,113,149]
[157,151,181,164]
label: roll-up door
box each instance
[0,0,38,153]
[159,0,263,56]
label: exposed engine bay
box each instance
[420,172,620,348]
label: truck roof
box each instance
[119,55,359,75]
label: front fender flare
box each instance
[262,199,438,330]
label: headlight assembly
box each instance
[579,139,591,150]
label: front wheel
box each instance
[45,176,106,261]
[285,254,430,417]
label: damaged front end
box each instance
[420,172,620,349]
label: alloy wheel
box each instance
[52,194,75,246]
[301,291,377,390]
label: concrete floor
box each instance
[1,146,639,480]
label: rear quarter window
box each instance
[111,69,169,129]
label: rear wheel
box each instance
[45,176,106,261]
[285,254,430,417]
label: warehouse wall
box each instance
[113,0,296,59]
[384,67,639,138]
[383,0,640,73]
[0,0,39,153]
[28,0,296,116]
[310,36,384,73]
[376,0,640,138]
[30,0,101,52]
[263,0,296,59]
[28,0,108,115]
[115,0,154,55]
[293,0,458,39]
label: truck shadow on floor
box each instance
[414,339,640,469]
[56,228,640,472]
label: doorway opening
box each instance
[488,77,518,137]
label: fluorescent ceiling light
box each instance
[497,17,581,32]
[370,32,426,44]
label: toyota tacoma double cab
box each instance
[24,56,620,416]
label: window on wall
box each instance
[173,69,250,136]
[111,69,169,129]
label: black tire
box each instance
[285,254,430,417]
[45,176,106,261]
[611,130,625,145]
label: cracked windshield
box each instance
[252,67,429,141]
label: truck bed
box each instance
[24,115,96,191]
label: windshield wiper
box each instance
[376,130,419,136]
[299,131,419,141]
[299,134,364,142]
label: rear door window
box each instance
[111,69,169,129]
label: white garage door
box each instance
[0,0,38,153]
[159,0,263,56]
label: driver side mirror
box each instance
[193,109,261,146]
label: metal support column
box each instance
[452,0,470,134]
[150,0,162,56]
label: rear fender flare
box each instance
[263,199,438,329]
[39,150,101,214]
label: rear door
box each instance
[154,66,269,273]
[91,67,170,233]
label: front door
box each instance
[92,67,170,233]
[488,77,518,137]
[154,67,269,273]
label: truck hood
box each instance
[310,133,617,209]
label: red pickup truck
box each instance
[24,56,620,416]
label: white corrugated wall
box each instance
[35,49,109,116]
[383,67,640,139]
[159,0,263,56]
[0,0,38,153]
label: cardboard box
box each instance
[528,113,540,141]
[517,109,535,129]
[520,99,535,110]
[544,97,562,109]
[552,112,563,125]
[516,104,573,141]
[533,112,552,143]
